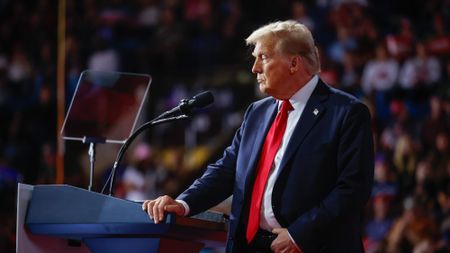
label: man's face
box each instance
[251,39,293,99]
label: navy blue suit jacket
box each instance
[179,80,374,253]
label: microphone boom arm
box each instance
[101,90,213,196]
[101,114,191,195]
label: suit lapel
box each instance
[243,99,278,192]
[278,81,329,171]
[241,81,330,196]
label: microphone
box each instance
[156,91,214,120]
[101,91,214,196]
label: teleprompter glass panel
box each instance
[61,70,151,143]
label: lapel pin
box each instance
[313,108,319,116]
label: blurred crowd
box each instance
[1,0,450,252]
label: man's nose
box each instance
[252,59,262,74]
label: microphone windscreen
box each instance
[192,91,214,108]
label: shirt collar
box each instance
[278,75,319,111]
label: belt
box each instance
[250,229,277,253]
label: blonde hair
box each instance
[246,20,320,75]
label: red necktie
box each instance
[246,100,293,243]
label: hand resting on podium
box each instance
[142,195,186,224]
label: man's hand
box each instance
[271,228,303,253]
[142,195,185,224]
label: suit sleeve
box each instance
[177,104,254,216]
[288,102,374,251]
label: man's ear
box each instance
[290,55,302,74]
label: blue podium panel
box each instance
[83,237,204,253]
[25,185,227,253]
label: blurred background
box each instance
[1,0,450,252]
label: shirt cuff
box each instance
[175,199,190,216]
[287,230,303,253]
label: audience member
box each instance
[398,43,441,93]
[361,44,399,95]
[365,195,393,253]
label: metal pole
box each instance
[56,0,66,184]
[88,142,96,191]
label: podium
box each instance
[17,184,227,253]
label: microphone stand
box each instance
[82,137,106,191]
[101,114,191,196]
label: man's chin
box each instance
[258,83,268,93]
[258,85,275,97]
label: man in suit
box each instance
[143,20,374,253]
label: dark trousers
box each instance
[249,229,277,253]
